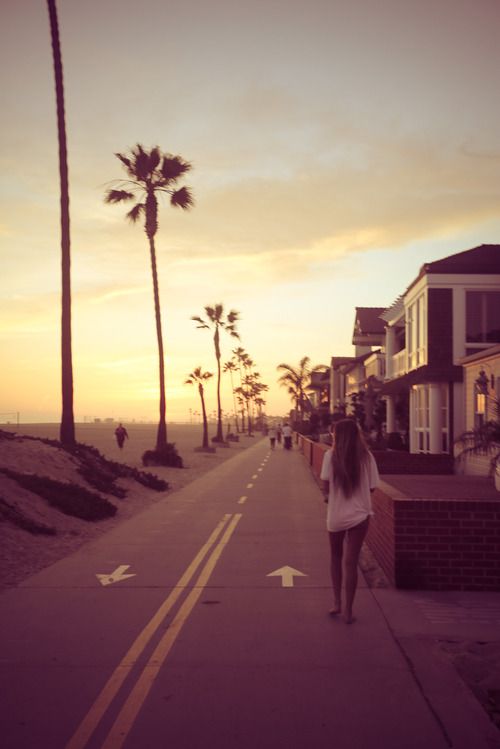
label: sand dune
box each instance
[0,423,261,587]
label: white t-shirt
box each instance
[320,449,379,532]
[282,425,292,437]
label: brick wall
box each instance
[372,451,454,475]
[393,497,500,590]
[298,434,500,591]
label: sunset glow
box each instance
[2,0,500,423]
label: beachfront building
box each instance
[328,308,386,429]
[458,344,500,475]
[381,244,500,454]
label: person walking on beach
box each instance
[320,419,379,624]
[268,424,277,449]
[114,423,129,449]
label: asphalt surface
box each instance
[1,438,499,749]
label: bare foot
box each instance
[329,602,342,616]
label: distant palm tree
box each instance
[192,305,240,442]
[223,360,240,432]
[105,144,193,463]
[277,356,322,420]
[232,346,248,431]
[185,367,213,449]
[47,0,75,446]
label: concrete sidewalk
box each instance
[363,585,500,748]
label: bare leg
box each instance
[328,531,345,614]
[344,517,369,623]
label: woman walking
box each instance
[320,419,379,623]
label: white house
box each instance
[381,244,500,454]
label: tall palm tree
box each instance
[47,0,75,446]
[277,356,320,420]
[223,359,240,432]
[105,144,193,462]
[185,367,213,450]
[191,304,240,442]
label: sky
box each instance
[2,0,500,424]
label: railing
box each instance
[392,349,407,378]
[365,353,385,380]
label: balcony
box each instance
[365,352,386,380]
[392,349,407,378]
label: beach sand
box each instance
[0,422,261,587]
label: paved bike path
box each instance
[1,438,498,748]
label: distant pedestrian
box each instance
[114,423,129,449]
[320,419,379,624]
[276,424,282,444]
[268,425,277,449]
[282,423,292,450]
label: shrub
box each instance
[0,497,57,535]
[0,469,117,521]
[142,443,183,468]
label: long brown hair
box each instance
[330,419,369,498]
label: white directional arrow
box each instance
[96,564,136,587]
[266,566,307,588]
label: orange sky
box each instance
[2,0,500,423]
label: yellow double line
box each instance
[67,513,242,749]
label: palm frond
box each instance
[149,146,161,173]
[161,155,192,182]
[126,203,144,223]
[276,363,298,376]
[191,316,209,329]
[104,189,135,204]
[115,153,137,180]
[170,186,194,210]
[132,144,151,182]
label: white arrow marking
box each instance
[266,566,307,588]
[96,564,136,587]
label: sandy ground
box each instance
[12,422,256,493]
[0,422,260,588]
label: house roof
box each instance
[407,244,500,294]
[381,364,463,394]
[459,343,500,366]
[353,307,386,336]
[339,350,375,373]
[331,356,356,369]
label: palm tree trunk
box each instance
[148,235,167,451]
[229,370,239,432]
[200,384,209,449]
[47,0,75,447]
[214,329,223,441]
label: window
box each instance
[466,291,500,344]
[411,384,448,453]
[413,385,429,452]
[407,293,427,370]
